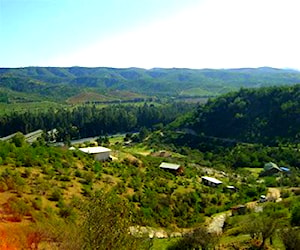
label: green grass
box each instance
[220,233,285,249]
[0,102,66,115]
[180,88,214,97]
[150,237,179,250]
[109,134,126,145]
[244,168,263,178]
[124,144,153,156]
[220,234,250,245]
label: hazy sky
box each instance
[1,0,299,69]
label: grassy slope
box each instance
[0,134,298,248]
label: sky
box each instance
[0,0,300,69]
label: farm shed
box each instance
[159,162,184,175]
[260,162,282,176]
[226,185,237,192]
[201,176,222,187]
[79,146,111,161]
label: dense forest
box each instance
[0,102,194,140]
[185,84,300,145]
[1,67,300,103]
[2,84,300,146]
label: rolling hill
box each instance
[1,67,300,103]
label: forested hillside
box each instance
[188,84,300,145]
[1,67,300,103]
[0,103,193,138]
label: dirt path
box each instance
[267,187,281,202]
[207,211,232,234]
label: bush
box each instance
[49,188,62,202]
[79,191,145,250]
[81,185,92,197]
[32,197,43,210]
[291,203,300,226]
[167,226,218,250]
[280,227,300,250]
[6,197,31,221]
[0,181,8,192]
[74,169,82,178]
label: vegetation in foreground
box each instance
[0,130,299,249]
[0,84,299,248]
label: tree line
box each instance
[0,102,194,141]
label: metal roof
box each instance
[201,176,222,184]
[264,162,281,171]
[79,146,111,154]
[280,167,290,172]
[159,162,181,170]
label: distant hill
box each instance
[187,84,300,145]
[1,67,300,103]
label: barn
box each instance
[201,176,222,187]
[159,162,184,175]
[79,146,111,161]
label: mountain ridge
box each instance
[1,66,300,103]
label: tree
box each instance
[79,191,145,250]
[244,213,278,249]
[139,127,149,141]
[168,226,218,250]
[280,227,300,250]
[291,202,300,226]
[10,132,26,147]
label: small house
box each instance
[159,162,184,175]
[226,185,237,192]
[260,162,282,176]
[79,146,111,161]
[201,176,222,187]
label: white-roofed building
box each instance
[159,162,184,175]
[201,176,222,187]
[79,146,111,161]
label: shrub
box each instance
[167,226,219,250]
[280,227,300,250]
[32,197,43,211]
[291,203,300,226]
[81,185,92,197]
[49,188,62,202]
[6,197,31,221]
[74,169,82,178]
[79,191,145,250]
[0,181,8,192]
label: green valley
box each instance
[0,69,299,249]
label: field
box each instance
[67,90,147,104]
[0,101,65,115]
